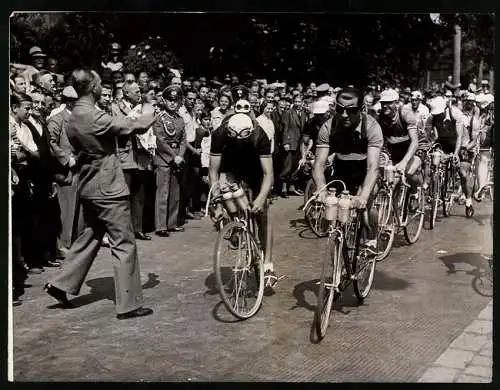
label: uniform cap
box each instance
[227,113,254,135]
[379,89,400,103]
[162,86,182,101]
[312,100,330,114]
[319,95,335,105]
[62,86,78,99]
[316,83,330,93]
[429,96,447,115]
[29,46,47,57]
[333,87,342,93]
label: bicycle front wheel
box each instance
[315,232,342,340]
[404,187,425,244]
[214,220,265,319]
[373,188,395,262]
[443,166,459,217]
[429,171,440,229]
[306,202,329,237]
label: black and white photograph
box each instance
[8,11,494,382]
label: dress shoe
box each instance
[13,298,22,307]
[44,283,73,308]
[27,267,44,274]
[116,307,153,320]
[280,191,289,198]
[46,260,62,267]
[135,232,152,241]
[168,226,185,232]
[155,230,170,237]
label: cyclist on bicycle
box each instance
[378,89,427,205]
[474,99,494,201]
[209,112,277,286]
[459,93,481,213]
[426,94,475,216]
[312,86,383,253]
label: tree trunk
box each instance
[453,23,461,86]
[477,56,484,84]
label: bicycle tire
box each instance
[404,188,425,244]
[373,189,395,262]
[315,232,341,340]
[214,220,265,319]
[429,171,440,230]
[306,203,329,238]
[351,213,376,301]
[304,178,316,206]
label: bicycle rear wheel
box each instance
[373,188,395,262]
[214,220,265,319]
[404,187,425,244]
[315,232,342,340]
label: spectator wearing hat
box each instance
[405,91,430,135]
[153,86,187,237]
[279,94,307,197]
[12,46,48,93]
[102,42,124,73]
[46,86,81,257]
[316,83,330,101]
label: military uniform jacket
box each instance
[112,100,139,170]
[152,110,187,168]
[67,96,139,200]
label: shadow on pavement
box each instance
[298,228,324,240]
[289,218,308,229]
[439,252,490,275]
[58,272,160,309]
[372,269,411,291]
[455,213,492,227]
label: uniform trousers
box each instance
[49,196,144,314]
[155,165,182,231]
[58,175,80,250]
[124,169,146,234]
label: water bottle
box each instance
[432,150,441,167]
[385,162,395,184]
[338,190,352,224]
[220,183,238,214]
[324,188,339,222]
[230,183,250,212]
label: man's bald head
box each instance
[71,69,101,98]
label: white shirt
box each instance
[256,114,275,154]
[200,134,211,168]
[28,116,43,136]
[178,105,197,143]
[125,103,156,154]
[211,107,227,131]
[10,115,38,155]
[404,102,430,130]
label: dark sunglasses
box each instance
[227,127,253,139]
[235,103,250,111]
[336,105,360,115]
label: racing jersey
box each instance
[316,113,383,160]
[378,105,418,145]
[404,102,431,145]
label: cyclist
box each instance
[378,89,426,205]
[426,94,474,215]
[209,112,277,286]
[474,99,494,201]
[459,93,481,211]
[312,86,383,253]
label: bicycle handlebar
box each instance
[303,179,347,210]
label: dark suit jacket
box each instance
[46,109,75,185]
[281,108,307,151]
[111,100,139,170]
[66,96,141,200]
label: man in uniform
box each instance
[153,86,187,237]
[44,69,156,319]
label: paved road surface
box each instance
[12,196,493,381]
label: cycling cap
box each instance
[379,89,399,103]
[234,99,251,114]
[312,100,330,114]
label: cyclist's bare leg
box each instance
[475,151,490,197]
[406,155,423,193]
[255,203,272,265]
[459,161,473,204]
[357,183,379,242]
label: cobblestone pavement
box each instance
[419,300,492,383]
[12,196,493,382]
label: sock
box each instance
[465,198,472,207]
[264,262,274,273]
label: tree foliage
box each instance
[10,13,494,86]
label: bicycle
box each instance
[210,184,265,320]
[373,153,425,262]
[304,180,377,341]
[442,150,465,218]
